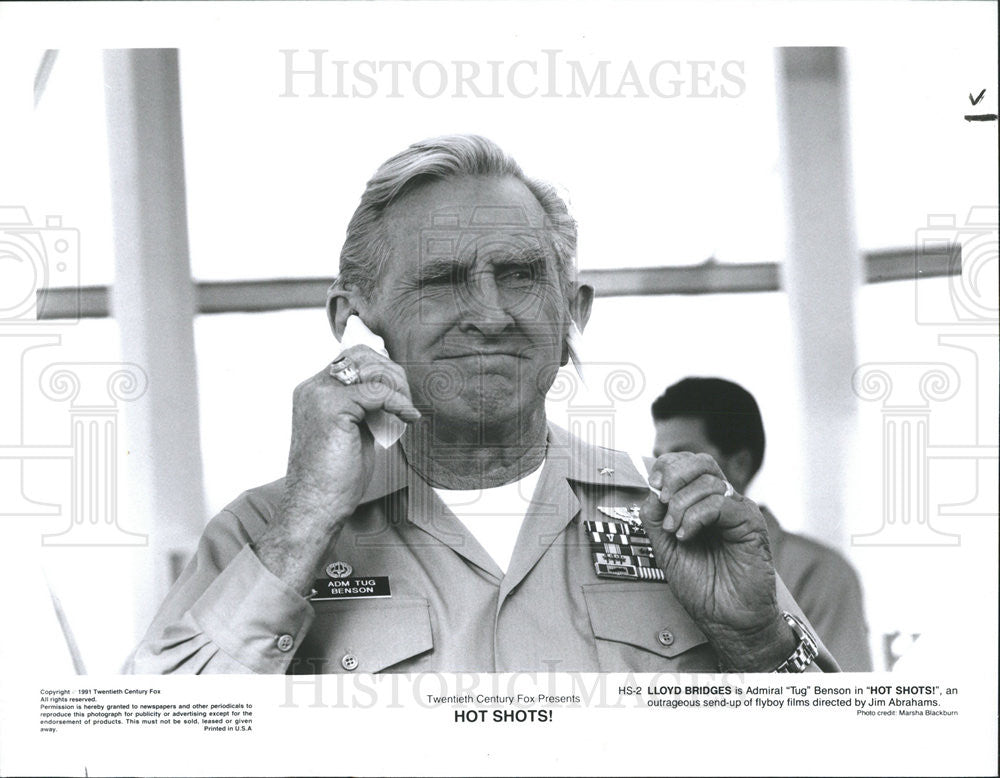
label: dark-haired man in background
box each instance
[652,377,873,671]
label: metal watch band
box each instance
[773,611,819,673]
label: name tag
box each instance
[309,576,391,601]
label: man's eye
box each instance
[497,266,536,285]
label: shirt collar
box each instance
[358,439,409,503]
[548,422,650,490]
[359,421,650,506]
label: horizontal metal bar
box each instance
[865,247,959,283]
[197,277,333,314]
[36,279,333,320]
[582,262,780,296]
[37,285,107,321]
[35,246,960,320]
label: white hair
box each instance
[337,134,579,303]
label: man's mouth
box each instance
[439,351,523,359]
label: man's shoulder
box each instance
[766,513,862,587]
[548,423,649,490]
[786,532,855,573]
[215,477,286,537]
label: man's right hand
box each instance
[255,345,420,594]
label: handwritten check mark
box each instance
[969,89,986,106]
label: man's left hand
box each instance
[639,452,796,671]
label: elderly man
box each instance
[651,377,873,670]
[129,135,837,674]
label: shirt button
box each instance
[657,629,675,647]
[341,653,359,671]
[276,634,295,652]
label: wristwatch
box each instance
[773,611,819,673]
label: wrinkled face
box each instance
[653,417,725,463]
[365,175,569,432]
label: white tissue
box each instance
[335,314,408,449]
[627,451,660,497]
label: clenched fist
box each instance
[639,452,797,671]
[255,346,420,595]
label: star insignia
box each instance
[598,467,614,476]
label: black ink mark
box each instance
[969,89,986,106]
[964,114,998,122]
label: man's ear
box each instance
[569,283,594,332]
[561,283,595,368]
[326,282,366,340]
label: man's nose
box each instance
[460,270,515,336]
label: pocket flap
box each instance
[583,583,708,659]
[307,596,433,672]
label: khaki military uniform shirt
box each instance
[128,426,838,674]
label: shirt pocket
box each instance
[582,583,714,671]
[295,596,434,673]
